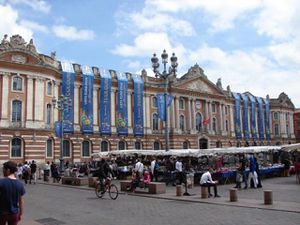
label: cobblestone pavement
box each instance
[20,176,299,225]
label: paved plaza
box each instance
[18,175,300,225]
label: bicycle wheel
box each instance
[108,184,119,200]
[95,183,105,198]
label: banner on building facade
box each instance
[81,65,94,134]
[157,93,173,121]
[263,98,271,140]
[132,74,144,137]
[100,69,111,135]
[61,61,74,134]
[54,121,62,138]
[240,93,250,139]
[116,72,128,136]
[256,97,265,140]
[232,93,242,139]
[248,94,257,140]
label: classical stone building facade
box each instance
[0,35,296,164]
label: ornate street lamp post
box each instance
[52,95,72,172]
[151,49,178,151]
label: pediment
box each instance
[174,76,224,95]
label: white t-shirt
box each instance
[175,161,182,172]
[200,171,215,185]
[150,160,156,174]
[135,161,144,174]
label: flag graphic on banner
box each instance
[203,117,210,125]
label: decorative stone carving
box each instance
[0,34,10,50]
[10,35,26,48]
[216,78,222,90]
[26,39,37,54]
[0,34,37,55]
[11,54,26,64]
[187,80,212,93]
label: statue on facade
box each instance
[216,78,222,89]
[26,38,37,53]
[51,51,56,59]
[10,34,26,49]
[0,34,10,50]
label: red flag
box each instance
[203,117,210,125]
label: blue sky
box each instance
[0,0,299,107]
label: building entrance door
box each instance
[199,138,208,149]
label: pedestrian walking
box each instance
[29,160,37,184]
[0,161,26,225]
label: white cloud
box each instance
[146,0,261,32]
[112,32,173,57]
[188,44,300,107]
[0,4,33,41]
[6,0,51,13]
[20,20,48,33]
[52,25,95,41]
[253,0,300,40]
[129,11,195,37]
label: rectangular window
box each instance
[82,141,90,157]
[47,82,52,95]
[63,140,70,157]
[212,103,216,113]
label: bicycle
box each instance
[95,177,119,200]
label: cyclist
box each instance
[96,158,112,193]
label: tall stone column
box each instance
[34,77,45,127]
[188,98,192,131]
[205,100,209,132]
[219,103,223,133]
[0,72,9,127]
[290,113,295,138]
[209,101,213,132]
[175,96,180,131]
[53,82,59,123]
[144,94,150,132]
[171,97,175,132]
[26,76,34,127]
[191,99,195,133]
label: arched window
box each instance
[82,140,90,157]
[11,138,22,157]
[47,81,52,95]
[275,124,279,136]
[183,141,189,149]
[62,140,70,157]
[12,100,22,122]
[46,104,51,124]
[13,76,22,91]
[152,96,158,108]
[152,113,159,130]
[180,115,185,131]
[135,141,141,150]
[118,141,126,150]
[179,98,184,109]
[196,113,202,131]
[154,141,160,150]
[225,120,229,132]
[212,118,217,132]
[101,141,109,152]
[286,124,289,135]
[225,105,228,115]
[46,139,53,158]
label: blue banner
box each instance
[263,98,271,140]
[157,93,165,121]
[248,94,257,140]
[54,121,62,138]
[232,93,242,139]
[156,93,173,121]
[240,94,250,139]
[61,62,74,134]
[132,74,144,137]
[116,72,128,136]
[256,97,265,140]
[81,65,94,134]
[100,69,111,135]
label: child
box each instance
[143,170,151,186]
